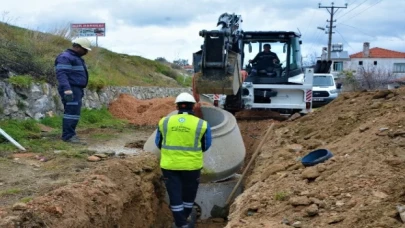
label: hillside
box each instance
[0,22,190,89]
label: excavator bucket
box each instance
[192,30,242,95]
[314,60,333,73]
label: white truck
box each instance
[312,73,340,108]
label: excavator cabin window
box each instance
[243,38,302,78]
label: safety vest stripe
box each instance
[193,119,204,148]
[161,116,204,151]
[72,66,85,71]
[171,205,183,209]
[183,202,194,208]
[66,102,79,105]
[162,117,169,146]
[55,64,73,70]
[161,145,202,151]
[170,204,184,212]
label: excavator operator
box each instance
[249,43,280,67]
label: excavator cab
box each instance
[193,13,243,95]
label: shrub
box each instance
[7,75,33,88]
[88,77,107,92]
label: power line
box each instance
[334,0,359,17]
[307,29,324,53]
[335,0,369,20]
[339,23,376,38]
[348,0,361,6]
[335,29,355,53]
[338,0,383,24]
[340,23,404,42]
[303,9,316,37]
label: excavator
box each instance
[192,12,332,119]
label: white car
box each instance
[312,74,340,107]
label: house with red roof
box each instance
[346,42,405,78]
[182,65,194,73]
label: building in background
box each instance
[318,43,350,79]
[347,42,405,78]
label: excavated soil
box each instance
[0,153,173,228]
[108,94,212,126]
[3,89,405,228]
[226,88,405,228]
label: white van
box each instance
[312,74,340,107]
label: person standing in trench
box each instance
[155,92,212,228]
[54,37,92,145]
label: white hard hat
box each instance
[72,37,92,51]
[175,92,196,104]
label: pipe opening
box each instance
[201,107,225,129]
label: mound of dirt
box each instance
[108,94,213,126]
[236,110,289,121]
[0,153,172,228]
[108,94,177,126]
[226,89,405,228]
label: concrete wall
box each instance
[0,80,191,120]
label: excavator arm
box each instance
[192,13,245,118]
[193,13,244,96]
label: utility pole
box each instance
[319,2,348,60]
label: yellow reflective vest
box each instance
[158,113,208,170]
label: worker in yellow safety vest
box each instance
[155,92,212,228]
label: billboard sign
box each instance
[70,23,105,37]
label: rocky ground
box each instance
[1,89,405,227]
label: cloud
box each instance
[1,0,404,63]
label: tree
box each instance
[173,59,189,67]
[357,64,394,90]
[340,64,394,91]
[155,57,168,63]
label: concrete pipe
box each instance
[143,106,246,183]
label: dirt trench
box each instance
[0,153,174,228]
[0,95,235,228]
[9,88,404,227]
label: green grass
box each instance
[20,197,33,203]
[0,119,41,143]
[0,107,127,152]
[90,133,117,140]
[80,107,127,128]
[0,22,188,89]
[7,75,34,89]
[0,188,22,196]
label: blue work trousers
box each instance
[58,86,84,141]
[161,168,201,227]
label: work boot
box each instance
[64,135,87,145]
[187,208,197,228]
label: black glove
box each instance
[64,93,74,102]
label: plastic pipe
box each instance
[0,128,26,151]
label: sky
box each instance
[1,0,404,64]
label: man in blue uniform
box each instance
[155,92,212,228]
[54,38,92,144]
